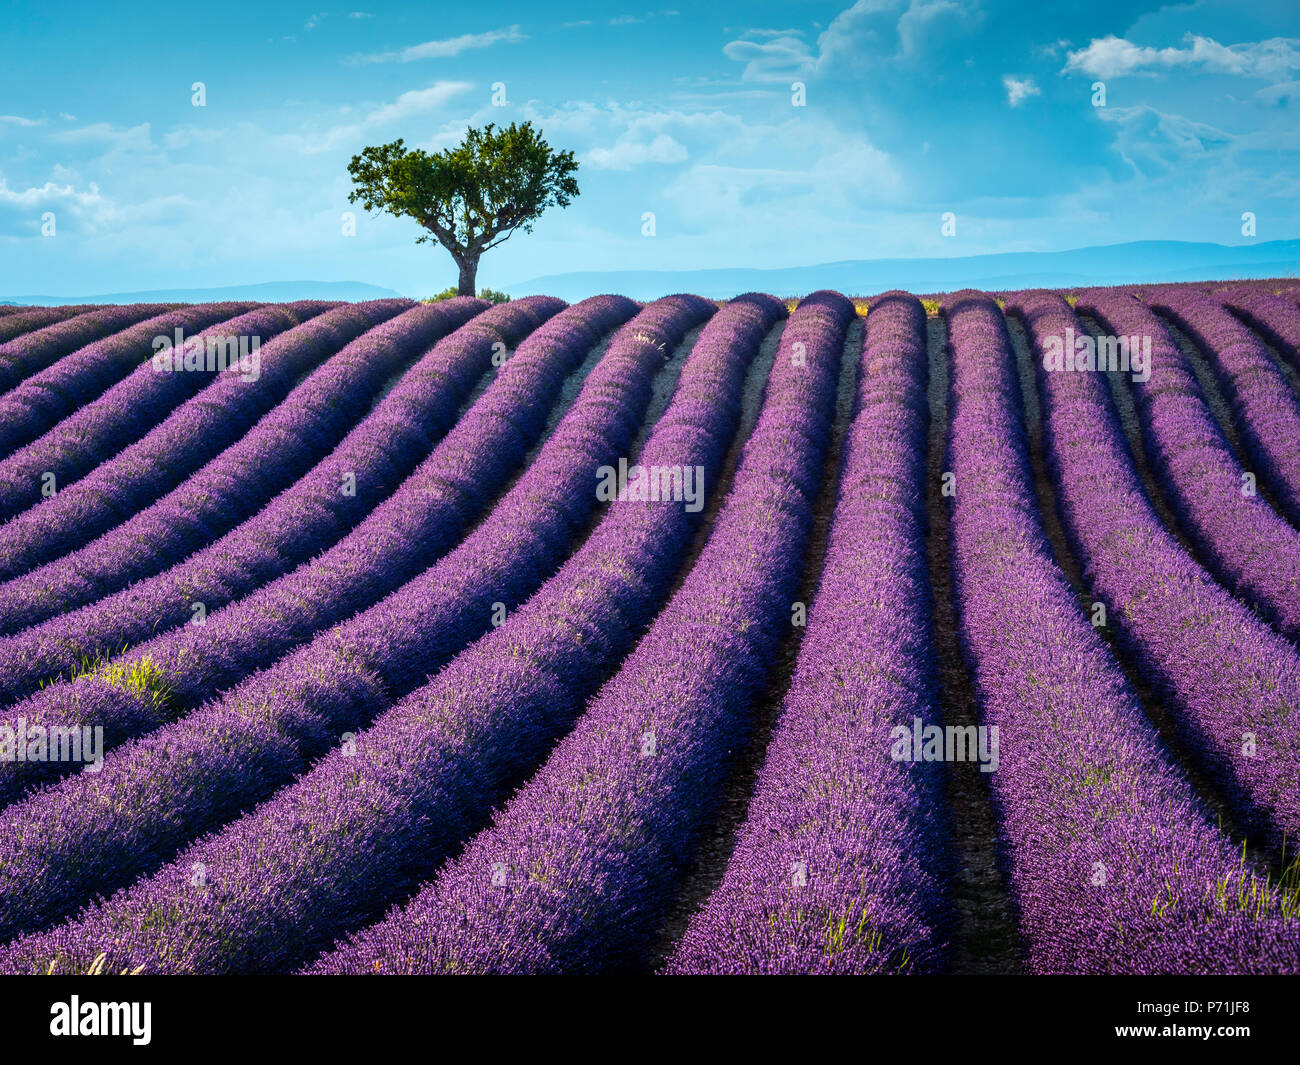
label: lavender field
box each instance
[0,281,1296,975]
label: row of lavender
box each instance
[667,292,949,974]
[948,291,1298,972]
[1007,290,1300,857]
[314,291,852,974]
[0,299,553,698]
[0,291,770,972]
[0,284,1297,972]
[0,295,630,803]
[0,293,708,942]
[0,300,410,576]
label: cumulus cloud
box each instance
[1064,34,1300,81]
[353,25,525,63]
[815,0,981,71]
[1002,75,1040,107]
[0,177,119,236]
[724,0,981,81]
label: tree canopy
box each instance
[347,122,579,295]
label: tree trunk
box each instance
[457,256,479,297]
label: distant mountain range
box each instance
[4,241,1297,307]
[507,239,1300,300]
[0,280,404,306]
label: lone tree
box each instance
[347,121,579,296]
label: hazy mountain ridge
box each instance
[0,281,405,306]
[507,238,1300,300]
[5,241,1297,306]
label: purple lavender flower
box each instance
[667,292,949,975]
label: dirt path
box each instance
[926,312,1022,975]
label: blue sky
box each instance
[3,0,1299,296]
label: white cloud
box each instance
[1098,105,1234,177]
[815,0,980,71]
[1255,80,1300,107]
[49,122,153,151]
[0,177,120,236]
[587,133,687,170]
[722,36,815,82]
[1002,75,1040,107]
[662,119,901,233]
[0,115,41,127]
[363,84,473,127]
[726,0,980,81]
[308,82,474,152]
[608,10,678,24]
[353,25,525,63]
[1064,34,1300,81]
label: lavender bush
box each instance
[0,303,262,460]
[1008,290,1300,860]
[0,296,633,802]
[1146,286,1300,526]
[1077,288,1300,640]
[0,305,174,396]
[0,300,353,560]
[667,292,950,975]
[944,291,1298,973]
[311,292,854,975]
